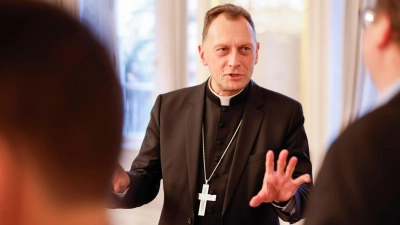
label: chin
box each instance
[225,84,247,93]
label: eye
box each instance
[217,48,228,52]
[242,47,251,51]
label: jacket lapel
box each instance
[185,81,206,213]
[223,80,265,215]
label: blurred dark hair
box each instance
[202,3,256,42]
[0,1,123,204]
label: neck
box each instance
[208,78,244,106]
[209,77,243,96]
[376,69,400,93]
[373,44,400,92]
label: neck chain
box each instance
[201,120,242,184]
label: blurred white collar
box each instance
[372,78,400,110]
[208,79,244,106]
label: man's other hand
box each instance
[112,163,130,193]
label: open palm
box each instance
[249,150,311,207]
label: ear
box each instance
[255,42,260,65]
[198,45,208,66]
[375,12,392,49]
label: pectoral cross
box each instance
[197,183,216,216]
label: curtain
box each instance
[79,0,117,56]
[154,0,188,93]
[339,0,368,131]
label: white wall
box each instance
[253,32,301,102]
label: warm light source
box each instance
[233,0,305,35]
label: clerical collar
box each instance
[206,78,249,106]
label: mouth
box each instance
[228,74,240,77]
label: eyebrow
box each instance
[213,42,254,48]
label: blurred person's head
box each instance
[362,0,400,91]
[198,3,259,96]
[0,1,123,225]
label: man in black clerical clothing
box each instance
[305,0,400,224]
[111,3,312,225]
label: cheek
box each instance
[362,28,375,58]
[362,38,372,67]
[0,151,20,224]
[211,62,227,73]
[0,168,8,221]
[241,54,256,64]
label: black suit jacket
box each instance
[117,80,312,225]
[305,92,400,225]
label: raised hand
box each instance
[249,149,311,207]
[112,163,130,193]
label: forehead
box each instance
[205,14,256,45]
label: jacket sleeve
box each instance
[274,102,313,223]
[111,95,163,208]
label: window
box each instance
[188,0,199,86]
[115,0,198,149]
[116,0,156,139]
[227,0,304,34]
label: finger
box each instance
[265,150,274,175]
[276,149,288,175]
[284,156,298,178]
[293,174,311,186]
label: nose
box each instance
[228,51,240,67]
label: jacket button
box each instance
[216,140,223,145]
[221,107,228,112]
[213,156,219,162]
[218,122,225,128]
[209,190,215,195]
[187,217,192,224]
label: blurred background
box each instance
[41,0,376,224]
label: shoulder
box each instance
[339,101,400,144]
[329,101,400,165]
[249,80,302,110]
[265,89,301,107]
[156,82,205,107]
[162,83,203,97]
[347,92,400,136]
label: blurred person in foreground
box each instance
[305,0,400,224]
[0,1,123,225]
[110,3,312,225]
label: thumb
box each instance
[293,174,312,186]
[249,194,263,207]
